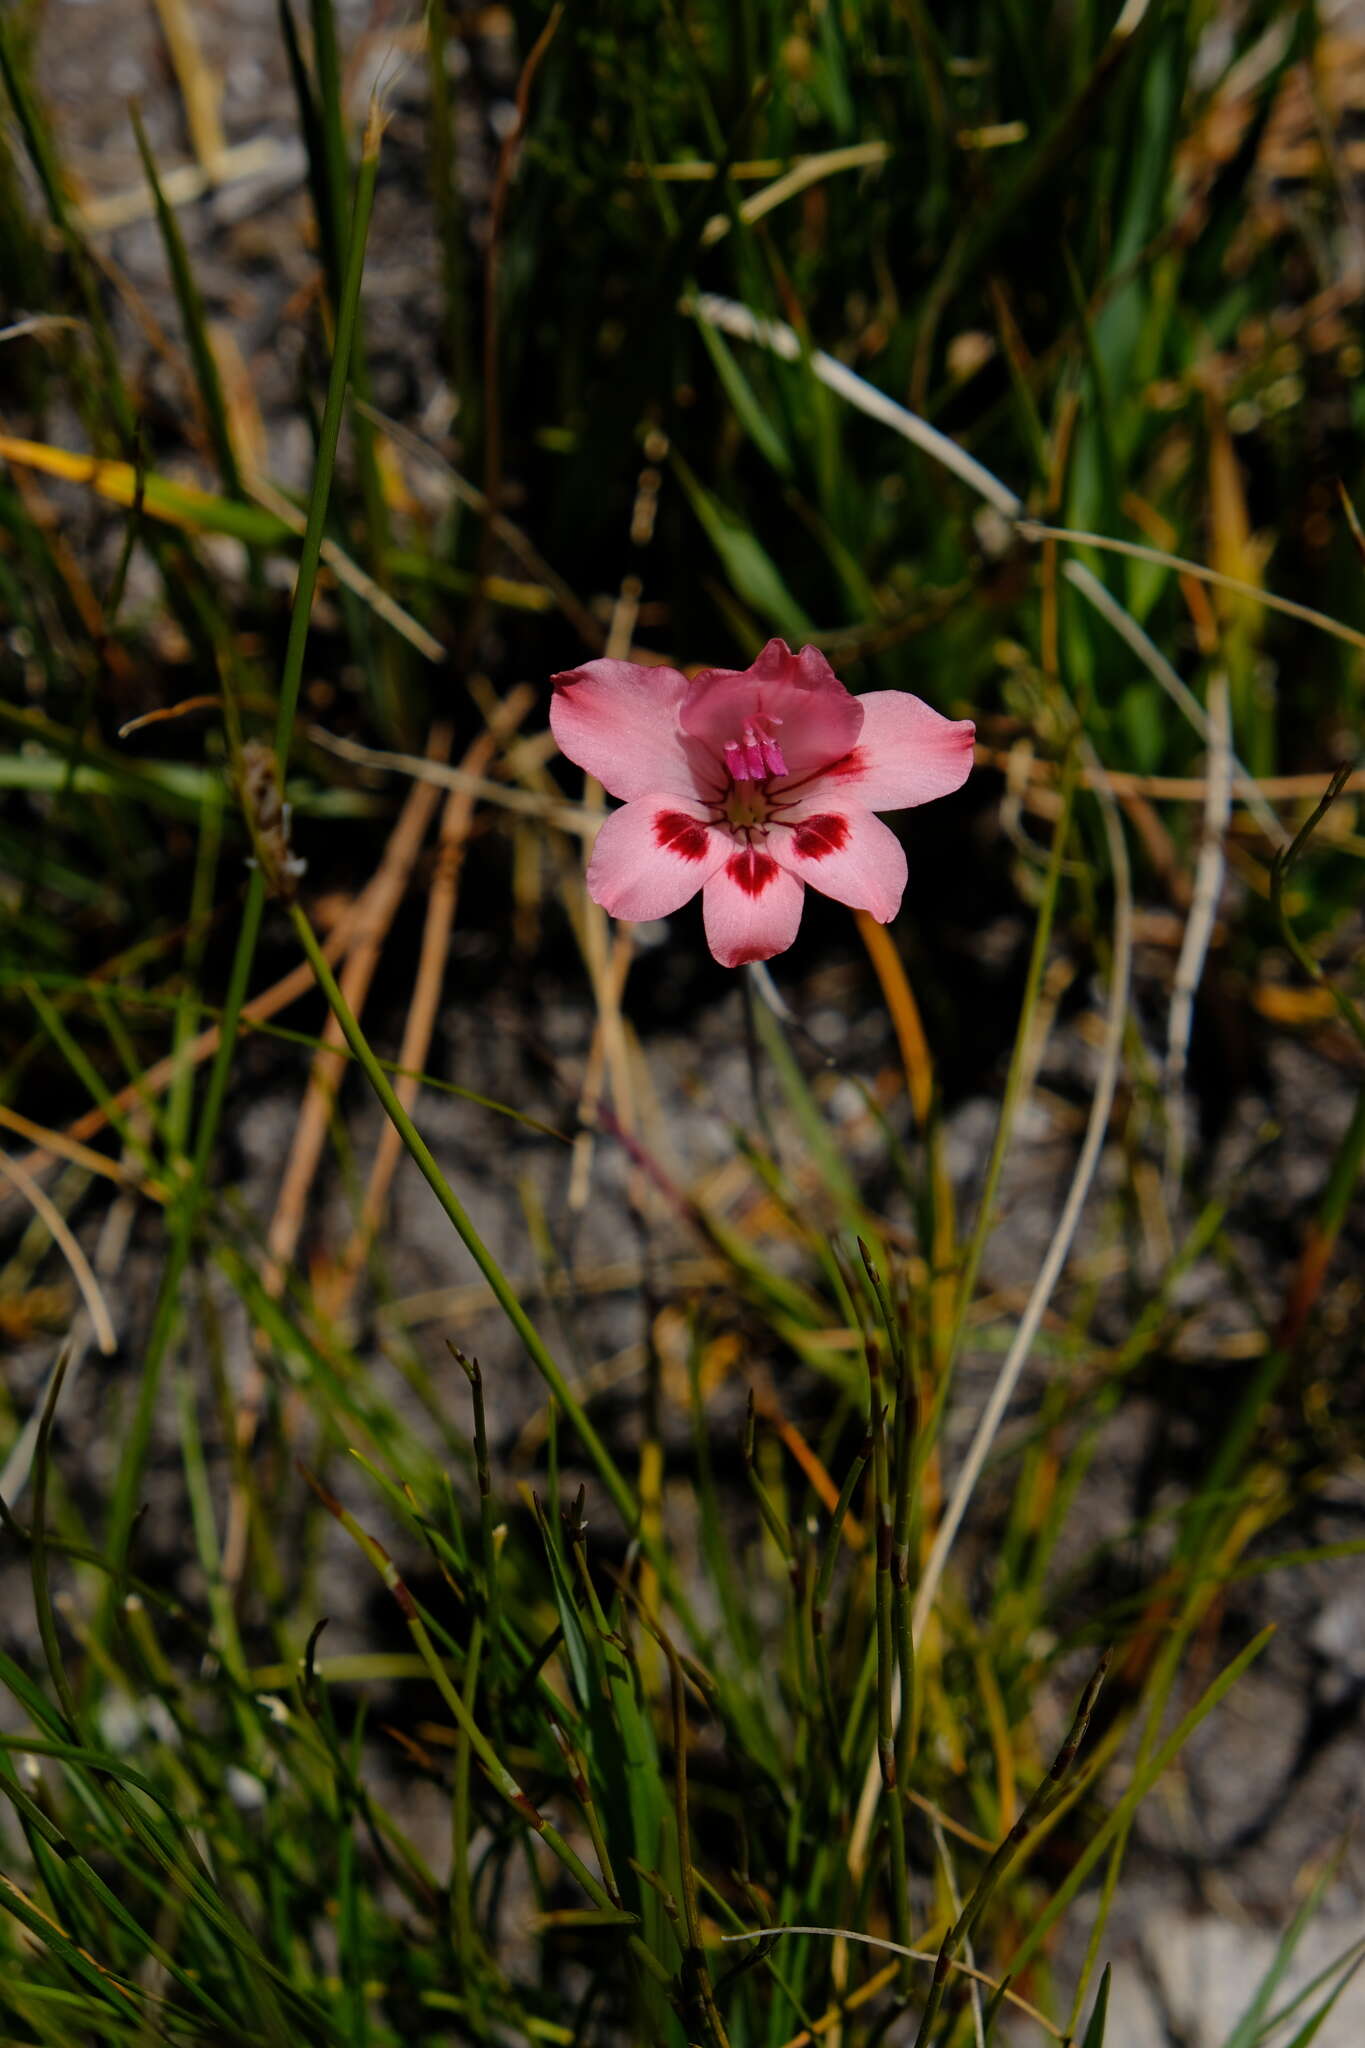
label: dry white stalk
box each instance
[846,750,1135,1882]
[1165,670,1233,1199]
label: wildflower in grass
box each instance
[551,637,975,966]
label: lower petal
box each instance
[771,806,907,922]
[587,796,727,921]
[702,852,805,967]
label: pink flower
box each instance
[550,638,975,968]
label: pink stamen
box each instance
[724,717,787,782]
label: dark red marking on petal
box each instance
[726,848,779,897]
[654,811,710,861]
[813,746,866,786]
[791,813,849,860]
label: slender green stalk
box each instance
[451,1614,484,1983]
[1004,1629,1273,1986]
[651,1618,732,2048]
[743,1392,794,1560]
[868,1339,911,1986]
[450,1347,501,1664]
[287,898,640,1533]
[131,104,244,502]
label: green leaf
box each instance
[672,449,813,633]
[1080,1964,1111,2048]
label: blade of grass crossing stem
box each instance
[100,108,383,1592]
[1007,1627,1274,1982]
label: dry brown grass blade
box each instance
[258,722,455,1305]
[151,0,227,171]
[322,686,536,1318]
[0,1104,159,1198]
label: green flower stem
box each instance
[286,899,640,1533]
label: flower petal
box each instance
[804,690,975,812]
[770,806,907,922]
[586,796,728,921]
[681,638,864,781]
[551,659,703,802]
[702,848,805,967]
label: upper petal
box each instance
[586,794,729,921]
[803,690,975,813]
[702,851,805,967]
[550,659,701,802]
[680,638,864,781]
[770,806,907,923]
